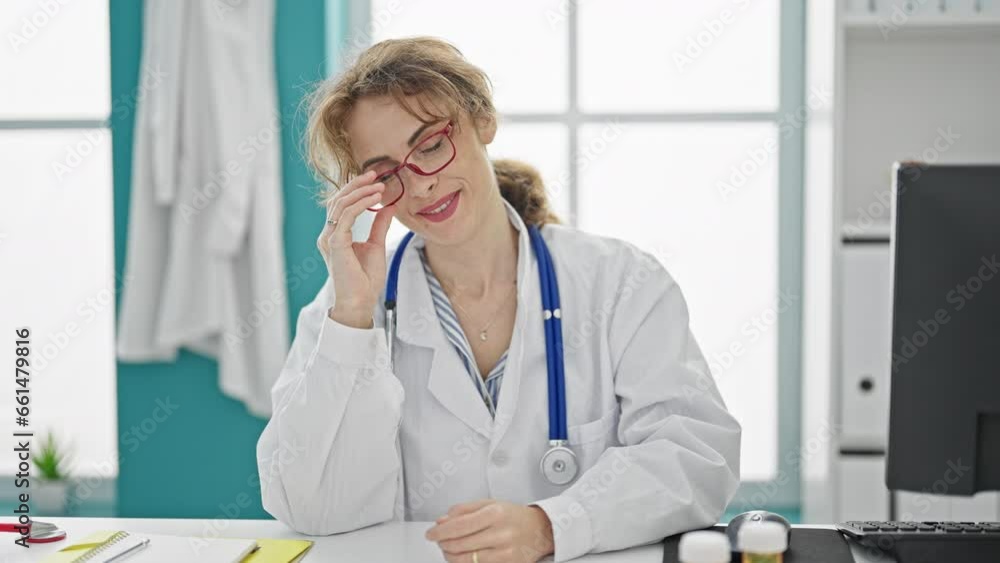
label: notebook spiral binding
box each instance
[71,531,132,563]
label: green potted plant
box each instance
[33,433,71,515]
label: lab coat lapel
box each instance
[489,203,536,448]
[394,237,494,440]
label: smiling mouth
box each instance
[417,191,458,215]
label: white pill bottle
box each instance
[679,530,732,563]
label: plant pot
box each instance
[33,480,69,515]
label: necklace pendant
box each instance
[479,331,488,342]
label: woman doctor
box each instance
[256,37,741,563]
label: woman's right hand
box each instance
[317,170,396,329]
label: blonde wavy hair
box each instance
[305,36,559,226]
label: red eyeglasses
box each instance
[363,121,457,211]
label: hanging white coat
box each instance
[257,203,741,561]
[117,0,288,416]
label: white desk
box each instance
[3,518,887,562]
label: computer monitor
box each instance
[886,163,1000,495]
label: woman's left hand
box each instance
[425,499,555,563]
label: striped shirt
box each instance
[417,247,507,418]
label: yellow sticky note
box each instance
[241,538,314,563]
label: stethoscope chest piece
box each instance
[540,443,579,485]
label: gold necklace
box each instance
[445,280,517,342]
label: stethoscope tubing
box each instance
[386,231,414,305]
[529,225,567,442]
[383,226,574,469]
[385,231,415,365]
[541,228,568,441]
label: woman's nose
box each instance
[402,168,437,198]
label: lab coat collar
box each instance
[393,199,535,442]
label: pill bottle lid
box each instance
[738,521,788,553]
[678,530,731,563]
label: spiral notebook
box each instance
[62,531,148,562]
[41,530,257,563]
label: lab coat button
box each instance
[492,451,508,466]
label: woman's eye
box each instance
[376,173,394,183]
[420,140,443,155]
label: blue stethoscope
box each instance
[384,225,579,486]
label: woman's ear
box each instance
[475,114,497,146]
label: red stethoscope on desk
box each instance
[0,519,68,543]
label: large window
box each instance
[360,0,800,494]
[0,2,117,480]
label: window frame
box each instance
[0,2,117,497]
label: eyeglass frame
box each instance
[363,121,457,211]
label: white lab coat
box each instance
[257,202,741,561]
[117,0,288,417]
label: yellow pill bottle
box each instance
[737,521,788,563]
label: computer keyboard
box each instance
[837,521,1000,562]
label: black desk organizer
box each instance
[662,525,855,563]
